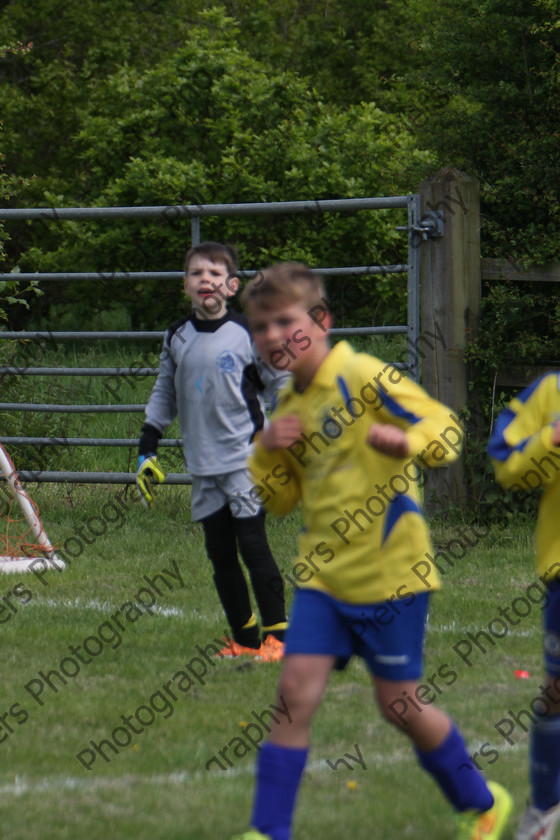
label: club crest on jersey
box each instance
[319,409,343,440]
[216,350,236,373]
[544,631,560,659]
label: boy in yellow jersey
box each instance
[231,263,511,840]
[231,262,512,840]
[488,374,560,840]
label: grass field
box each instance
[0,478,546,840]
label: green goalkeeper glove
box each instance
[136,454,166,508]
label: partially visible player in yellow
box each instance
[231,262,512,840]
[489,374,560,840]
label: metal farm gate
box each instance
[0,196,439,486]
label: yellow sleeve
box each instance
[488,375,559,489]
[248,437,301,516]
[358,356,464,467]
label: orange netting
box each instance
[0,491,44,556]
[0,445,56,558]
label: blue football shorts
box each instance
[544,578,560,675]
[284,587,430,681]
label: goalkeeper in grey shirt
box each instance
[136,242,287,661]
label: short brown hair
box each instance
[242,262,328,313]
[184,241,238,276]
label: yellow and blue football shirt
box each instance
[248,341,463,603]
[488,372,560,581]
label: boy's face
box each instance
[249,301,331,376]
[183,254,238,320]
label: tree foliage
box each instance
[413,0,560,265]
[0,0,559,331]
[0,4,432,329]
[0,37,39,320]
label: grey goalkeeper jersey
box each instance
[144,311,288,476]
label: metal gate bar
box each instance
[0,196,420,483]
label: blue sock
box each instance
[416,724,494,812]
[530,713,560,810]
[251,742,308,840]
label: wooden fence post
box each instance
[419,166,481,513]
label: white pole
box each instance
[0,443,63,569]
